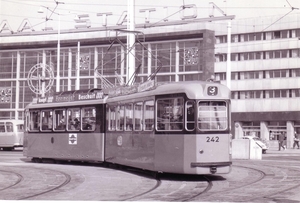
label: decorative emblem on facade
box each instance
[0,88,11,103]
[184,47,199,65]
[27,63,54,95]
[78,53,90,70]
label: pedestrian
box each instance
[293,132,300,149]
[283,133,287,150]
[278,132,285,151]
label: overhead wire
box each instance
[262,0,299,31]
[2,0,300,52]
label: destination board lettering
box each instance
[34,91,104,104]
[108,80,156,97]
[55,95,75,102]
[78,92,104,100]
[37,96,54,103]
[78,93,96,100]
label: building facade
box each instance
[0,20,216,121]
[214,13,300,148]
[1,13,300,147]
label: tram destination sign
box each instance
[34,90,104,104]
[107,80,155,97]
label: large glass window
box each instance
[29,110,40,131]
[6,122,13,132]
[1,36,214,120]
[17,123,24,132]
[134,102,143,131]
[156,97,184,131]
[125,103,133,131]
[67,108,80,131]
[198,101,228,131]
[82,107,96,131]
[53,109,66,131]
[41,110,53,131]
[0,122,5,132]
[116,105,124,131]
[186,100,195,131]
[107,105,116,131]
[144,100,154,131]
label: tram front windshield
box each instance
[197,101,228,131]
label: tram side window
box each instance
[186,100,195,131]
[144,100,154,131]
[82,107,96,131]
[53,109,66,131]
[6,122,14,132]
[0,122,5,132]
[6,122,13,132]
[116,105,124,131]
[125,103,133,131]
[134,102,143,131]
[41,110,53,131]
[156,97,184,131]
[198,101,228,130]
[67,108,80,131]
[17,124,24,132]
[107,105,116,131]
[29,110,40,131]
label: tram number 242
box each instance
[206,136,220,142]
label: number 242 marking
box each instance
[206,136,219,142]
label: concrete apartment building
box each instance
[214,13,300,148]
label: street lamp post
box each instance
[56,14,61,92]
[38,1,64,93]
[38,5,81,93]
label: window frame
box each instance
[197,101,228,131]
[81,107,96,131]
[40,110,53,132]
[53,109,66,132]
[28,110,40,132]
[144,100,154,131]
[67,108,81,131]
[156,97,184,132]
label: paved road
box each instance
[1,148,300,202]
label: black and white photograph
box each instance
[1,0,300,202]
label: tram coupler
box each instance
[210,166,217,174]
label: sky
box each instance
[1,0,300,32]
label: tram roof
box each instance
[25,81,230,109]
[106,81,230,102]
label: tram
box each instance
[0,119,24,151]
[23,81,232,175]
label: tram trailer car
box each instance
[23,81,232,175]
[0,120,24,151]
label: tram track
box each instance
[0,165,72,200]
[120,171,213,201]
[121,177,162,201]
[19,170,72,200]
[0,169,23,191]
[190,164,267,202]
[174,176,213,202]
[245,162,300,202]
[3,151,300,201]
[195,161,300,202]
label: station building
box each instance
[1,13,300,147]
